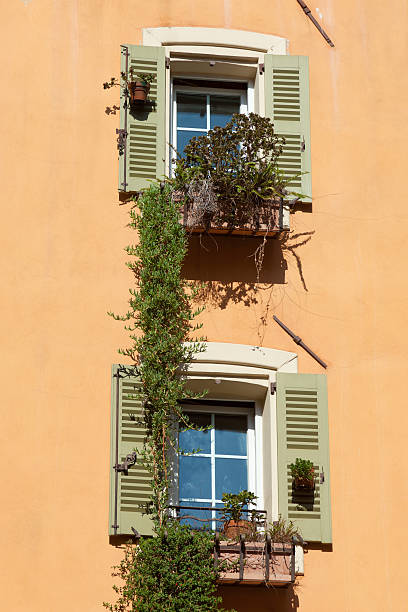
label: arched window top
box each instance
[143,27,288,55]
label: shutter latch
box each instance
[114,451,137,475]
[116,128,127,156]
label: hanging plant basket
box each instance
[128,80,150,103]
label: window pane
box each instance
[176,129,206,157]
[215,414,247,456]
[178,501,212,530]
[179,455,211,499]
[215,458,247,499]
[210,95,240,129]
[177,93,207,129]
[179,412,211,454]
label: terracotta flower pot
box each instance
[128,80,150,103]
[293,475,315,489]
[223,519,253,540]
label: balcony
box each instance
[170,505,296,587]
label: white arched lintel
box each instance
[188,341,297,374]
[143,27,288,55]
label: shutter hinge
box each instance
[270,382,277,395]
[165,57,170,69]
[301,136,305,152]
[116,128,127,156]
[320,469,325,484]
[259,62,265,75]
[114,451,137,475]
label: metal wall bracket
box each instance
[114,451,137,475]
[239,534,245,581]
[320,469,325,484]
[116,128,127,156]
[273,315,328,368]
[296,0,335,47]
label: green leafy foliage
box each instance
[289,458,315,482]
[170,113,299,229]
[109,184,206,527]
[267,515,301,543]
[221,490,259,522]
[103,69,156,90]
[103,523,234,612]
[107,183,233,610]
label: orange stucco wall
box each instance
[1,1,407,610]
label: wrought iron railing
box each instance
[168,504,267,530]
[168,505,297,584]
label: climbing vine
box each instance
[109,183,205,527]
[105,184,234,611]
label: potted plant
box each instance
[103,69,156,104]
[289,458,315,489]
[125,69,155,103]
[221,490,260,539]
[267,515,301,543]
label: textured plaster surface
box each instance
[1,1,407,610]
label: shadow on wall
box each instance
[182,231,314,310]
[218,584,299,611]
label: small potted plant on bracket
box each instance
[290,458,315,490]
[103,69,156,104]
[125,69,155,103]
[221,490,262,539]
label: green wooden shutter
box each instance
[109,365,153,536]
[276,373,331,543]
[119,45,166,192]
[264,55,311,201]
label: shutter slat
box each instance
[119,45,166,192]
[264,55,311,201]
[277,373,331,543]
[109,365,154,536]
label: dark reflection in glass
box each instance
[177,93,207,128]
[215,414,247,456]
[210,95,240,129]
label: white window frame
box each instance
[171,80,251,171]
[167,342,298,525]
[143,27,287,174]
[178,403,256,513]
[142,26,290,229]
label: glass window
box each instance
[178,410,249,529]
[174,87,246,158]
